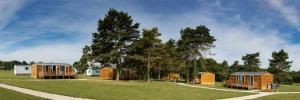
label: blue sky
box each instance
[1,0,300,70]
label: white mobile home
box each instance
[86,67,100,76]
[14,65,31,75]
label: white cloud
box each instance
[267,0,300,30]
[0,0,25,29]
[131,9,300,70]
[0,43,83,64]
[0,1,299,71]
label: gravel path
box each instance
[0,83,92,100]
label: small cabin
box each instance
[197,72,215,85]
[168,73,180,81]
[31,63,75,79]
[99,67,113,79]
[86,67,100,76]
[224,72,273,90]
[14,65,31,76]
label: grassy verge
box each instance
[0,70,253,100]
[254,93,300,100]
[0,87,46,100]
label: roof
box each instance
[14,65,30,67]
[33,63,71,66]
[231,72,270,75]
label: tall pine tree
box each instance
[91,8,139,80]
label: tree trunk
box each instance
[186,61,190,84]
[147,52,151,83]
[158,67,161,80]
[116,66,120,81]
[192,59,197,84]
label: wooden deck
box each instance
[224,80,258,90]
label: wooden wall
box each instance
[261,73,273,90]
[31,64,75,78]
[168,73,180,80]
[100,67,113,80]
[225,73,273,90]
[199,72,215,85]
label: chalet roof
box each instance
[231,72,270,75]
[198,72,214,74]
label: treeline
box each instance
[0,60,29,70]
[74,8,299,84]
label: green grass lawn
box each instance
[0,70,255,100]
[254,93,300,100]
[0,87,46,100]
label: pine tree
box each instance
[91,8,139,80]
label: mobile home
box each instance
[86,67,100,76]
[224,72,273,90]
[31,63,75,79]
[14,65,31,75]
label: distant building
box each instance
[14,65,31,75]
[86,67,100,76]
[196,72,215,85]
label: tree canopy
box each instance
[91,8,140,80]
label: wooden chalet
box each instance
[197,72,215,85]
[168,73,180,81]
[224,72,273,90]
[99,67,114,79]
[31,63,75,79]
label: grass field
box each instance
[0,70,253,100]
[254,93,300,100]
[0,87,46,100]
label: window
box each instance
[52,66,56,72]
[45,66,49,72]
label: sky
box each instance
[1,0,300,70]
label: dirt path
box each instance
[175,83,300,100]
[0,83,92,100]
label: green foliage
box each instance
[276,71,293,84]
[128,28,162,82]
[91,8,140,80]
[268,49,293,84]
[229,60,244,73]
[0,60,23,70]
[178,25,216,83]
[290,71,300,83]
[242,52,261,71]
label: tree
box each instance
[129,28,162,82]
[268,49,293,84]
[220,60,229,80]
[242,52,261,71]
[91,8,139,81]
[229,60,244,73]
[159,39,181,79]
[75,45,92,73]
[178,25,216,84]
[22,61,28,65]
